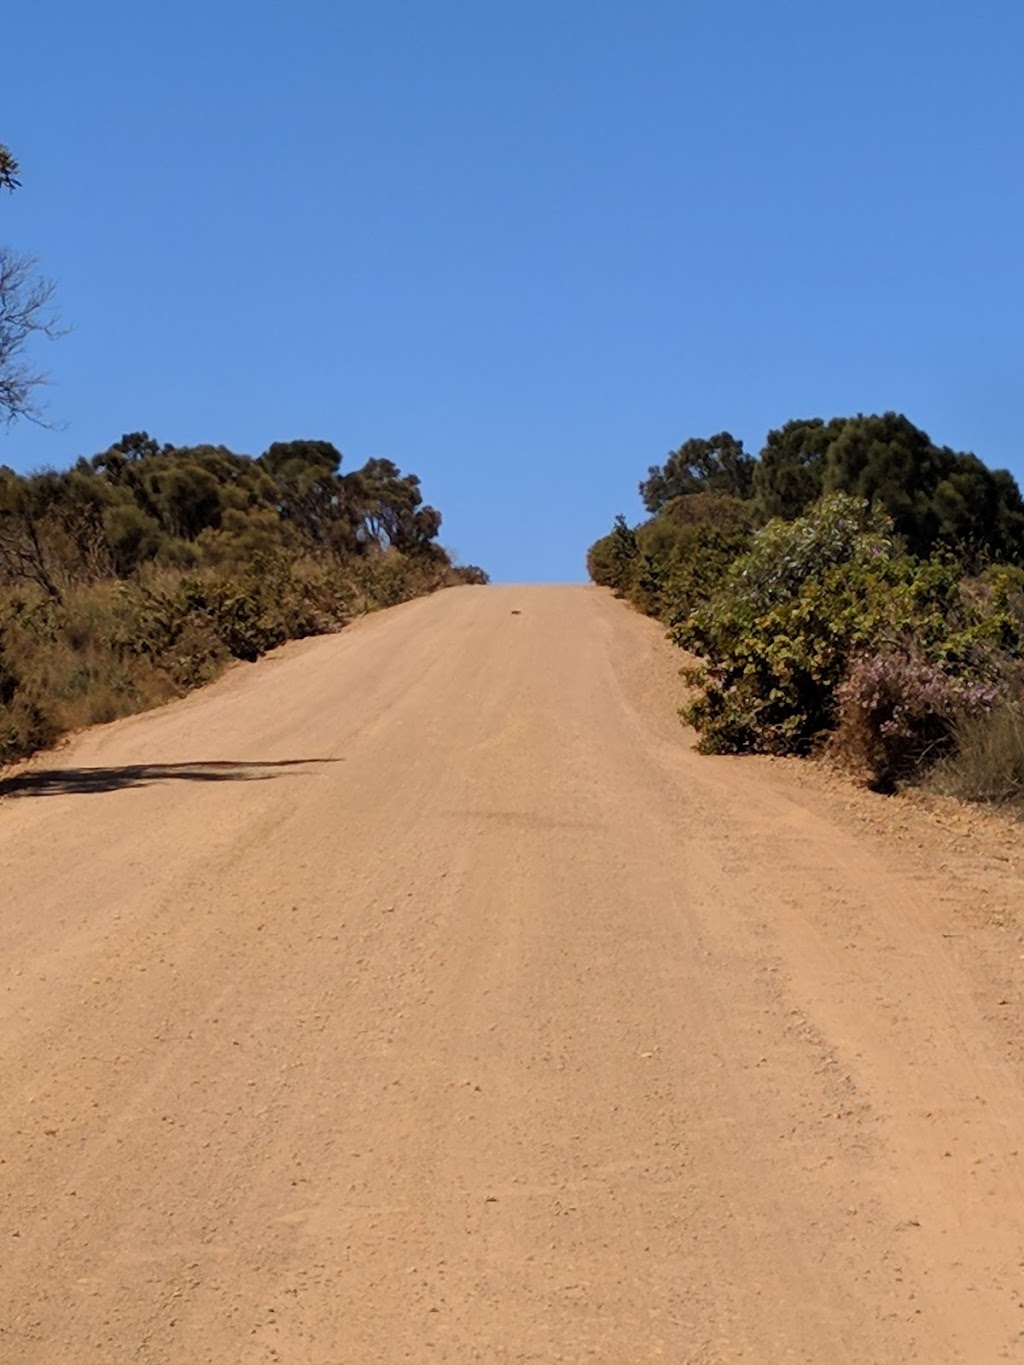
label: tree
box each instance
[0,465,65,600]
[0,248,64,425]
[821,413,1024,561]
[753,418,840,521]
[753,412,1024,563]
[0,144,66,425]
[342,457,443,554]
[639,432,754,512]
[0,145,20,193]
[259,439,344,545]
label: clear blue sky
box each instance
[4,1,1023,582]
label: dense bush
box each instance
[589,415,1024,807]
[631,495,754,622]
[588,496,753,624]
[640,434,755,511]
[587,515,639,595]
[448,564,490,586]
[674,497,1022,758]
[675,496,907,753]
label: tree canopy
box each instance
[0,432,456,598]
[633,412,1024,564]
[640,432,755,512]
[753,413,1024,560]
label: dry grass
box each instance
[928,702,1024,811]
[1,549,458,766]
[0,582,182,760]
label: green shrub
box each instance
[588,495,753,622]
[448,564,490,586]
[630,495,753,622]
[676,496,908,753]
[676,494,1024,759]
[348,547,450,611]
[586,515,638,595]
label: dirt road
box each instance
[3,585,1024,1363]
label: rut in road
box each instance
[3,584,1024,1363]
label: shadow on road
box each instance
[0,758,341,799]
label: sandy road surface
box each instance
[3,585,1024,1363]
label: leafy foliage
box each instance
[753,413,1024,562]
[751,418,837,521]
[640,432,755,512]
[618,411,1024,566]
[587,515,639,595]
[588,496,753,623]
[674,497,1022,756]
[675,496,905,753]
[631,495,753,622]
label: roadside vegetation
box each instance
[588,416,1024,810]
[0,435,487,763]
[0,142,486,766]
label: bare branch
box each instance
[0,246,68,426]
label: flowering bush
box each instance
[834,652,1000,790]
